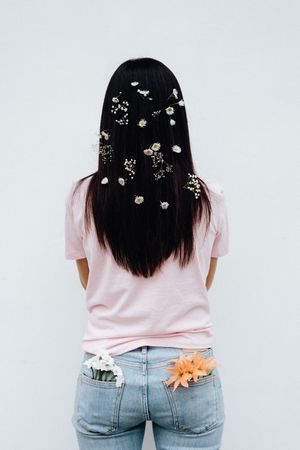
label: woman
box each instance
[65,57,229,450]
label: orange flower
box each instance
[163,350,219,391]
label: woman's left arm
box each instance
[206,257,218,290]
[76,258,89,289]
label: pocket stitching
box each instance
[184,372,216,386]
[80,372,123,388]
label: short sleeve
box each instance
[211,189,230,257]
[64,181,86,260]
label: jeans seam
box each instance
[161,380,179,429]
[112,382,125,432]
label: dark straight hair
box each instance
[74,57,212,278]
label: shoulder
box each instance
[201,178,228,224]
[201,178,229,233]
[65,174,93,206]
[73,175,93,196]
[202,178,226,202]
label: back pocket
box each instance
[162,369,218,434]
[74,363,125,435]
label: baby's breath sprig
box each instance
[124,158,136,179]
[164,89,185,126]
[111,92,129,125]
[151,110,161,118]
[98,130,114,163]
[99,144,114,164]
[183,173,202,199]
[143,143,173,180]
[151,151,174,180]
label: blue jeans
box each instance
[72,346,225,449]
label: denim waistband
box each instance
[82,345,213,368]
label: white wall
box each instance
[1,1,299,449]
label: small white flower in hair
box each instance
[131,81,139,86]
[172,145,182,153]
[112,97,119,103]
[160,201,169,209]
[138,118,147,127]
[178,99,185,106]
[137,89,150,96]
[118,177,126,186]
[170,119,176,126]
[165,106,175,115]
[100,131,110,140]
[101,177,109,184]
[143,148,153,156]
[134,195,144,204]
[151,143,161,151]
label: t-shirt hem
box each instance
[211,249,229,257]
[81,331,214,357]
[65,252,86,260]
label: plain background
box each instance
[1,1,299,449]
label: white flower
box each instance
[96,348,111,358]
[112,97,119,103]
[143,148,153,156]
[151,143,161,151]
[172,145,182,153]
[115,376,124,387]
[137,89,150,96]
[118,177,126,186]
[173,88,178,99]
[178,99,185,106]
[131,81,139,86]
[101,177,109,184]
[138,118,147,127]
[170,119,176,126]
[83,348,125,386]
[134,195,144,204]
[100,131,110,140]
[160,201,169,209]
[165,106,174,115]
[84,348,115,369]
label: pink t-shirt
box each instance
[64,176,229,356]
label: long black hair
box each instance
[74,57,212,278]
